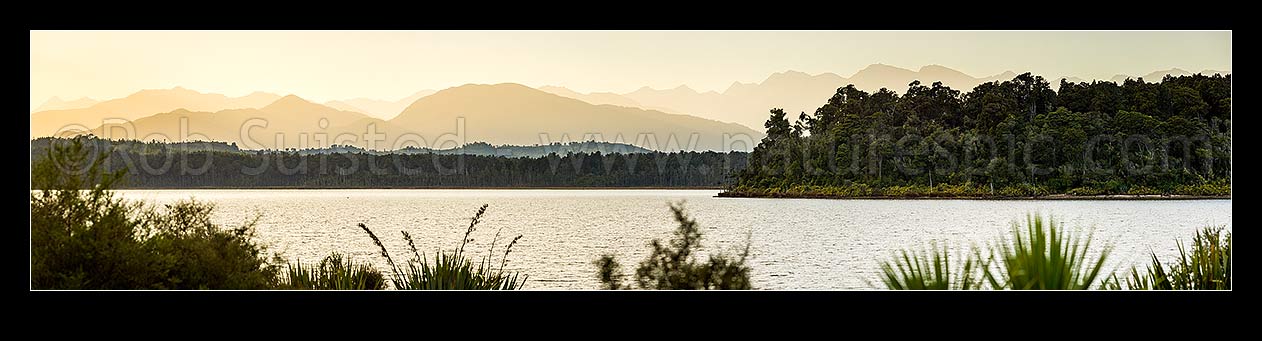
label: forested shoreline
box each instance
[727,73,1231,198]
[30,137,747,188]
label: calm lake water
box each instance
[116,189,1231,290]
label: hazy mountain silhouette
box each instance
[389,83,761,151]
[617,64,1030,130]
[1108,68,1231,83]
[39,65,1230,147]
[34,96,100,112]
[32,87,281,137]
[81,86,760,152]
[324,90,436,120]
[537,86,677,113]
[90,95,384,150]
[623,85,722,118]
[611,64,1228,130]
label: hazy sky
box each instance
[30,30,1231,112]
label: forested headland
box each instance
[30,137,747,188]
[725,73,1231,198]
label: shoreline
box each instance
[715,191,1230,201]
[110,186,727,190]
[98,187,1232,200]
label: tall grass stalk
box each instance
[283,252,386,290]
[1107,226,1231,290]
[982,214,1112,290]
[360,204,528,290]
[877,242,983,290]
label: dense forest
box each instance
[728,73,1231,197]
[30,137,747,188]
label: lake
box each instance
[115,189,1232,290]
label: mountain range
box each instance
[324,90,436,120]
[31,87,281,137]
[553,64,1231,130]
[34,96,101,112]
[32,64,1229,151]
[77,84,760,151]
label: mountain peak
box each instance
[390,82,762,151]
[776,70,811,77]
[918,64,948,72]
[278,94,308,102]
[763,70,814,83]
[262,94,325,112]
[918,65,970,76]
[852,63,915,78]
[863,63,907,71]
[34,96,103,112]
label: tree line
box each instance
[731,73,1231,197]
[30,136,748,188]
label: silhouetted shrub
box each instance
[31,137,280,289]
[595,202,752,290]
[982,214,1111,290]
[1106,226,1231,290]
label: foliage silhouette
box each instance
[282,252,387,290]
[1105,226,1231,290]
[359,204,527,290]
[595,202,752,290]
[877,241,983,290]
[31,137,280,289]
[981,214,1111,290]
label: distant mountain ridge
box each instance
[389,83,761,151]
[614,64,1026,130]
[34,96,100,112]
[324,90,436,120]
[31,87,282,137]
[599,65,1231,130]
[73,84,761,152]
[89,94,391,150]
[34,65,1229,148]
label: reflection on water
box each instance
[115,189,1231,290]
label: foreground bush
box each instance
[282,252,387,290]
[877,242,982,290]
[878,214,1111,290]
[360,204,527,290]
[982,214,1111,290]
[31,138,281,289]
[594,202,752,290]
[1107,226,1231,290]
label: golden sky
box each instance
[30,30,1231,112]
